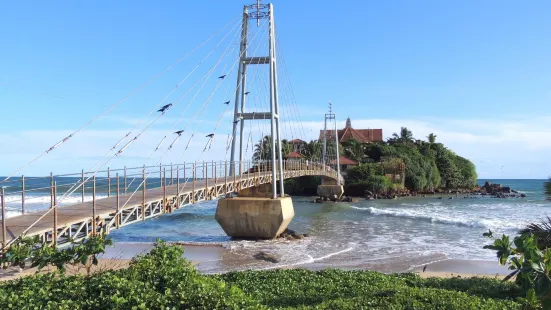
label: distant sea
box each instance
[2,178,549,273]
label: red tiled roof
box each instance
[284,151,303,158]
[289,139,307,144]
[319,128,383,143]
[330,156,358,165]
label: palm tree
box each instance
[390,127,414,144]
[400,127,414,142]
[303,140,322,161]
[519,216,551,250]
[252,136,291,161]
[253,136,271,161]
[427,133,437,144]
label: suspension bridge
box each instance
[0,2,344,250]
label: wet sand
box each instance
[413,259,510,279]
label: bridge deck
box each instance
[1,167,339,247]
[2,179,207,243]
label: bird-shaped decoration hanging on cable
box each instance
[218,74,226,79]
[168,130,185,150]
[204,133,215,151]
[157,103,173,114]
[224,101,230,105]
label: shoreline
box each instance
[1,241,511,281]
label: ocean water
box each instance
[110,179,549,273]
[3,178,550,273]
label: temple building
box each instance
[319,117,383,143]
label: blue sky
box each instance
[0,0,550,178]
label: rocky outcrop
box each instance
[278,228,307,240]
[253,251,280,263]
[310,196,359,203]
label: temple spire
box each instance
[345,117,351,129]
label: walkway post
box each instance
[81,169,85,202]
[142,165,146,221]
[116,173,120,229]
[163,167,167,213]
[159,164,162,188]
[204,162,208,199]
[170,163,173,185]
[124,166,127,194]
[224,161,228,193]
[21,175,25,215]
[53,181,58,247]
[213,161,217,187]
[92,175,96,236]
[1,187,6,249]
[183,162,186,186]
[107,167,111,197]
[192,163,196,203]
[176,165,180,208]
[50,172,54,210]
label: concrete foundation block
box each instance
[215,197,294,239]
[317,185,344,200]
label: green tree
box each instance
[253,136,270,160]
[303,140,322,160]
[341,139,365,162]
[252,136,291,161]
[427,133,437,144]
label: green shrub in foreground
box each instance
[218,269,522,309]
[0,241,261,310]
[0,242,522,309]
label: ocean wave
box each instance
[256,247,355,271]
[350,206,524,230]
[4,194,109,218]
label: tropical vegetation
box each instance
[0,240,524,309]
[346,127,477,195]
[256,127,476,196]
[484,225,551,309]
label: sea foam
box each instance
[350,205,524,231]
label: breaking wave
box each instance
[350,206,524,231]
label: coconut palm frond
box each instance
[519,216,551,250]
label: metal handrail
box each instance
[0,160,341,250]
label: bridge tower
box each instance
[228,0,284,199]
[216,1,294,239]
[318,102,345,200]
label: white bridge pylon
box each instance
[229,2,284,199]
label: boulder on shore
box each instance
[278,228,307,240]
[253,251,280,263]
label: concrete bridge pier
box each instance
[317,178,344,201]
[215,183,295,239]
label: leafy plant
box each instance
[0,235,40,269]
[0,233,113,275]
[484,232,551,308]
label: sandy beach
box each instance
[1,242,512,281]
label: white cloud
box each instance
[1,116,550,179]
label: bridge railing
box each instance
[0,160,339,217]
[0,159,339,248]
